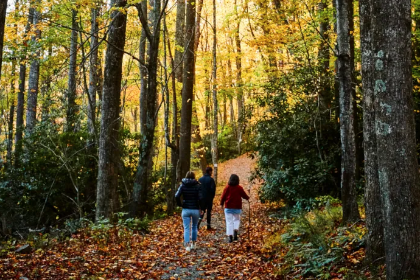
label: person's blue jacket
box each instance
[198,174,216,200]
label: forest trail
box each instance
[1,154,281,279]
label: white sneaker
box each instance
[185,245,191,252]
[191,242,196,250]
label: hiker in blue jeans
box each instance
[175,171,204,252]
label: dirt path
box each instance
[1,154,280,279]
[157,154,274,279]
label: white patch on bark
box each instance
[380,102,392,115]
[376,120,391,136]
[374,80,386,95]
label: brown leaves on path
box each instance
[1,154,281,279]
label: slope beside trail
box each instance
[0,154,282,279]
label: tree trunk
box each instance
[365,0,420,277]
[14,7,33,166]
[88,5,100,137]
[26,2,42,136]
[131,0,165,217]
[174,0,185,82]
[6,62,16,168]
[359,0,384,263]
[234,0,243,154]
[178,0,196,179]
[336,0,360,223]
[0,0,7,79]
[211,0,218,185]
[67,9,78,132]
[318,0,331,109]
[96,0,127,221]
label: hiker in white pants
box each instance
[220,174,250,243]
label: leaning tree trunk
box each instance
[15,7,34,166]
[336,0,360,223]
[178,0,196,179]
[211,0,218,185]
[67,9,78,132]
[95,0,127,221]
[359,0,384,263]
[0,0,7,79]
[87,5,100,137]
[366,0,420,277]
[234,0,244,154]
[26,2,42,136]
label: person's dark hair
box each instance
[185,171,195,179]
[205,166,213,174]
[228,174,240,186]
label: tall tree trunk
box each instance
[364,0,420,277]
[138,0,148,136]
[67,9,78,132]
[211,0,218,185]
[26,2,42,136]
[131,0,166,217]
[0,0,7,79]
[178,0,196,179]
[191,0,207,174]
[174,0,185,82]
[318,0,331,109]
[88,5,100,137]
[95,0,127,221]
[14,7,34,166]
[336,0,360,223]
[234,0,243,154]
[7,63,16,168]
[359,0,384,263]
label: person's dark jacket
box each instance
[175,178,204,209]
[198,174,216,200]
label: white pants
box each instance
[224,210,241,236]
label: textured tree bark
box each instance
[14,7,34,166]
[368,0,420,277]
[178,0,196,179]
[359,0,384,263]
[87,5,100,137]
[318,0,331,109]
[95,0,127,221]
[336,0,360,223]
[67,9,78,132]
[138,0,147,137]
[211,0,218,185]
[0,0,7,79]
[26,2,42,136]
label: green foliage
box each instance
[269,204,366,278]
[255,69,340,207]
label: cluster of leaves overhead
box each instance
[255,67,340,209]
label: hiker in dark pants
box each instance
[198,167,216,230]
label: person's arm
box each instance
[211,178,216,197]
[240,186,250,200]
[198,184,206,211]
[175,185,183,207]
[220,186,228,207]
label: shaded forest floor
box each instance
[0,154,384,279]
[0,154,283,279]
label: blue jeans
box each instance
[182,209,200,244]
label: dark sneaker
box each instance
[233,230,238,241]
[228,235,233,243]
[207,224,212,230]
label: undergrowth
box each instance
[266,201,374,279]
